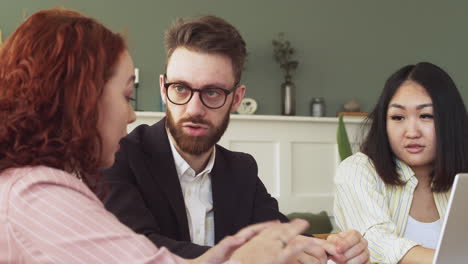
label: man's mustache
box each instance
[179,116,211,127]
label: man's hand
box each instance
[326,230,370,264]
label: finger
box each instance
[327,230,362,254]
[312,238,346,263]
[234,220,281,241]
[207,235,244,260]
[276,238,310,264]
[297,244,328,264]
[342,237,368,260]
[266,219,309,242]
[295,236,330,264]
[217,235,245,251]
[340,247,370,264]
[295,251,322,264]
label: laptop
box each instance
[433,173,468,264]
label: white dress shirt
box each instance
[168,136,215,246]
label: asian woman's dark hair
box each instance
[361,62,468,192]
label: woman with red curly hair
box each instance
[0,8,317,264]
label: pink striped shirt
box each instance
[0,166,190,263]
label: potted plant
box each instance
[272,32,299,115]
[337,113,353,161]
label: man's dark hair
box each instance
[164,15,246,84]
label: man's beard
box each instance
[166,108,230,155]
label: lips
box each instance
[405,143,425,154]
[182,122,209,136]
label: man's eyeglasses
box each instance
[163,75,238,109]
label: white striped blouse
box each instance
[333,152,450,264]
[0,166,191,263]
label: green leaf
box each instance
[337,114,353,161]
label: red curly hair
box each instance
[0,9,126,190]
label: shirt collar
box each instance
[167,133,216,178]
[394,157,416,182]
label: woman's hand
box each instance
[189,220,280,264]
[326,230,370,264]
[229,219,314,264]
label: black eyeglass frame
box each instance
[163,74,239,109]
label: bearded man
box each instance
[103,15,370,264]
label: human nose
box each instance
[185,91,206,116]
[405,118,421,138]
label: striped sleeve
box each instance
[6,167,189,264]
[333,153,418,264]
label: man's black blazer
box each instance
[102,118,288,258]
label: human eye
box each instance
[171,84,188,93]
[204,88,223,98]
[125,88,135,102]
[390,115,404,121]
[420,113,434,119]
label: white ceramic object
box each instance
[237,97,258,115]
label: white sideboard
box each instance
[128,112,367,215]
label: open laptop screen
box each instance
[433,173,468,264]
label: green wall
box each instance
[1,0,467,116]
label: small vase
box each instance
[281,82,296,115]
[310,97,326,117]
